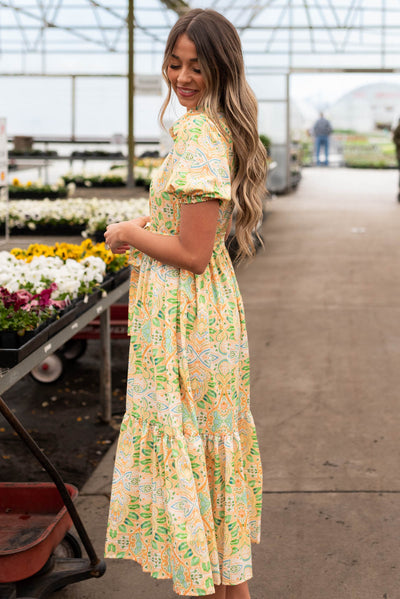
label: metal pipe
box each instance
[286,0,292,193]
[286,73,291,194]
[100,307,112,423]
[71,75,76,141]
[127,0,135,188]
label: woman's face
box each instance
[167,33,206,110]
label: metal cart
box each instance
[0,281,131,597]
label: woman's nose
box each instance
[177,66,191,84]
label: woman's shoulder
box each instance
[171,110,231,144]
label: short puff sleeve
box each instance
[165,113,232,204]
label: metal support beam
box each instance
[71,75,76,142]
[159,0,190,16]
[127,0,135,188]
[100,308,112,424]
[286,73,291,194]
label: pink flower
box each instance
[0,283,65,314]
[0,287,34,311]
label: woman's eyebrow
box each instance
[171,53,199,62]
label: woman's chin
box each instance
[174,91,200,110]
[178,98,197,110]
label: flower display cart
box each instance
[0,277,129,424]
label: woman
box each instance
[105,9,267,598]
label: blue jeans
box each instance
[316,135,329,165]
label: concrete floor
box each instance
[56,166,400,598]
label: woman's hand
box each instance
[104,202,219,275]
[104,216,150,254]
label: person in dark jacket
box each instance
[393,118,400,192]
[313,112,333,166]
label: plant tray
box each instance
[0,326,49,368]
[8,224,85,236]
[0,284,117,368]
[79,289,103,311]
[112,266,131,288]
[44,304,83,340]
[101,275,114,293]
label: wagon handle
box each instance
[0,394,101,571]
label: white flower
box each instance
[0,197,149,237]
[0,252,108,299]
[0,251,17,265]
[3,279,20,293]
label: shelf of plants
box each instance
[0,197,149,238]
[0,277,129,422]
[0,239,131,377]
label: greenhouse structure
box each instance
[1,4,400,599]
[1,0,400,191]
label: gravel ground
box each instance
[0,337,130,489]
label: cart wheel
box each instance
[32,555,55,577]
[30,353,64,384]
[48,533,83,593]
[53,532,82,559]
[60,339,87,361]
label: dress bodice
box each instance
[148,110,235,244]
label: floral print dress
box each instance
[105,109,263,596]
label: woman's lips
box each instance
[177,87,198,97]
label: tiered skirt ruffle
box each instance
[105,410,262,596]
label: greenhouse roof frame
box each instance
[1,1,400,74]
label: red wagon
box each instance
[0,395,106,598]
[0,483,79,583]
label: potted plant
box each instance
[0,285,67,348]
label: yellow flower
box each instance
[10,247,26,260]
[12,178,20,186]
[9,239,127,272]
[82,239,94,250]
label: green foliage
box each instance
[259,134,271,154]
[9,184,68,199]
[61,172,151,189]
[70,150,124,159]
[332,129,357,134]
[344,139,397,168]
[0,304,42,332]
[61,173,126,188]
[9,149,58,157]
[299,140,313,166]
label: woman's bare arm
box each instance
[104,199,220,275]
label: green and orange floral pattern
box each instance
[105,110,262,596]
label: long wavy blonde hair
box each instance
[160,8,268,263]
